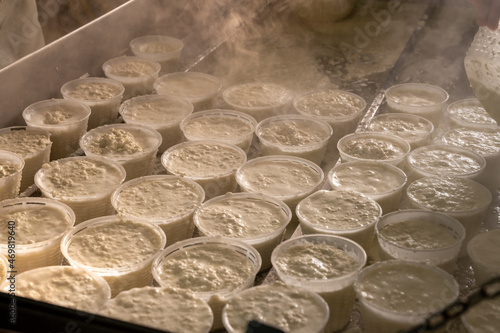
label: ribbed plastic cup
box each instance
[194,192,292,270]
[152,236,261,331]
[467,229,500,286]
[222,82,294,122]
[23,99,91,160]
[119,94,194,153]
[0,150,24,200]
[154,72,222,112]
[0,198,75,273]
[61,77,125,129]
[102,56,161,100]
[130,35,184,74]
[446,98,498,130]
[375,210,465,273]
[80,123,162,181]
[180,109,257,153]
[385,83,449,128]
[0,126,51,192]
[111,175,205,246]
[255,114,333,165]
[61,215,166,297]
[271,234,367,333]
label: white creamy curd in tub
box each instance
[0,151,23,201]
[467,229,500,285]
[119,94,193,152]
[153,237,261,330]
[296,189,381,251]
[461,295,500,333]
[223,282,329,333]
[112,175,205,246]
[194,192,291,270]
[447,98,498,129]
[0,198,74,273]
[34,156,125,224]
[354,260,459,333]
[255,115,332,165]
[63,217,165,297]
[1,266,110,313]
[327,160,407,214]
[180,109,257,153]
[0,127,51,191]
[99,287,213,333]
[80,124,162,181]
[129,35,184,73]
[368,113,434,149]
[272,235,366,333]
[162,141,246,199]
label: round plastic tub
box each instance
[0,150,24,200]
[129,35,184,73]
[467,229,500,286]
[446,98,498,130]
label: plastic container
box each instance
[161,140,247,199]
[467,229,500,286]
[255,114,333,165]
[405,144,486,185]
[327,160,407,214]
[154,72,222,112]
[405,176,492,256]
[152,237,262,331]
[22,99,91,160]
[461,295,500,333]
[337,131,411,169]
[0,150,24,200]
[293,89,366,155]
[194,192,292,270]
[385,82,449,128]
[375,210,465,274]
[367,113,434,150]
[102,56,161,99]
[180,109,257,153]
[0,198,75,273]
[446,98,498,130]
[111,175,205,246]
[61,77,125,129]
[271,234,367,333]
[222,282,329,333]
[464,23,500,124]
[99,287,213,333]
[236,155,325,239]
[34,156,126,224]
[296,189,382,253]
[354,260,459,333]
[129,35,184,73]
[0,126,52,192]
[61,215,166,297]
[119,94,194,153]
[222,82,294,122]
[80,123,162,181]
[0,266,111,313]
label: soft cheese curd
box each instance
[194,192,291,270]
[23,99,91,160]
[61,77,125,129]
[154,72,222,111]
[296,189,381,251]
[255,115,332,165]
[99,287,213,333]
[0,266,111,313]
[129,35,184,73]
[467,229,500,285]
[34,156,126,224]
[271,235,366,333]
[161,140,246,199]
[152,237,261,330]
[180,109,257,153]
[80,124,162,181]
[461,295,500,333]
[327,160,407,213]
[354,260,459,333]
[62,216,166,296]
[0,151,23,200]
[223,282,329,333]
[112,175,205,246]
[447,98,498,130]
[0,126,51,192]
[119,94,193,152]
[0,198,74,273]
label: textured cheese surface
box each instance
[468,230,500,272]
[225,83,291,108]
[0,163,20,178]
[0,130,51,156]
[183,116,253,140]
[368,116,432,141]
[106,59,158,77]
[442,128,500,156]
[65,82,122,100]
[84,128,145,156]
[388,88,444,106]
[341,136,407,160]
[258,119,327,146]
[408,146,483,175]
[121,98,191,124]
[295,90,364,117]
[448,99,497,126]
